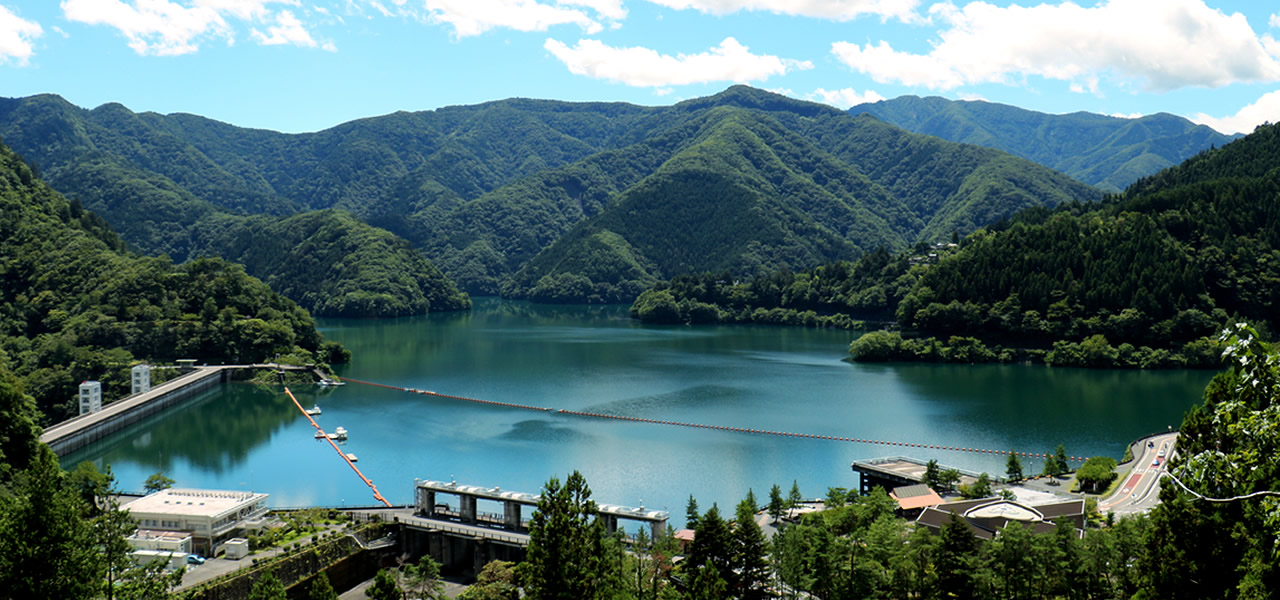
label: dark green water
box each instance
[65,298,1214,520]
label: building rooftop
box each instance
[124,489,268,518]
[128,529,192,541]
[891,484,944,510]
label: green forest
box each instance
[0,140,346,424]
[635,121,1280,369]
[0,87,1106,306]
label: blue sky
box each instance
[1,0,1278,134]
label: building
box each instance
[131,364,152,395]
[124,489,270,555]
[890,484,944,519]
[915,497,1086,540]
[78,381,102,416]
[127,529,192,554]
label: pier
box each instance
[40,363,320,456]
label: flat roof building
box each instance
[124,489,269,555]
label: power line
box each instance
[1161,471,1280,502]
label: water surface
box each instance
[65,298,1214,522]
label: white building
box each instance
[131,364,152,395]
[127,529,192,554]
[124,489,269,555]
[78,381,102,416]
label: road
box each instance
[1098,432,1178,517]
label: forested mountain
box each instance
[0,87,1101,305]
[852,95,1239,192]
[437,88,1098,301]
[187,210,469,317]
[639,122,1280,368]
[0,140,345,423]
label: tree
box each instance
[686,504,733,589]
[962,473,992,499]
[939,468,962,494]
[366,568,401,600]
[1076,456,1118,493]
[251,571,288,600]
[743,488,758,514]
[0,447,101,600]
[923,459,941,490]
[458,561,519,600]
[788,480,803,515]
[1006,452,1024,481]
[309,572,339,600]
[768,484,785,524]
[685,494,700,530]
[934,514,979,600]
[403,555,446,600]
[733,498,772,600]
[143,472,175,494]
[687,560,729,600]
[521,471,611,600]
[1054,444,1070,474]
[825,486,848,508]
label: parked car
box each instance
[187,554,206,565]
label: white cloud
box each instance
[425,0,610,38]
[564,0,626,21]
[251,9,326,48]
[62,0,230,55]
[544,36,812,87]
[831,0,1280,93]
[1192,89,1280,135]
[955,91,986,101]
[643,0,921,23]
[62,0,327,55]
[0,5,42,64]
[808,87,885,109]
[1271,12,1279,29]
[1108,112,1143,119]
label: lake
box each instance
[64,298,1215,524]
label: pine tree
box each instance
[686,504,733,589]
[521,471,611,600]
[1006,452,1024,481]
[767,484,785,524]
[685,494,700,530]
[733,498,772,600]
[787,480,803,515]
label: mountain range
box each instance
[851,95,1239,192]
[0,86,1228,309]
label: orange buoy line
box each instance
[336,376,1086,462]
[284,386,391,508]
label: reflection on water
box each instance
[64,297,1216,518]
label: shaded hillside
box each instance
[0,87,1102,305]
[189,210,470,317]
[852,95,1239,192]
[0,140,343,423]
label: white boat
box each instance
[314,426,348,441]
[345,453,358,462]
[317,379,345,387]
[304,405,322,416]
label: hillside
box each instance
[0,87,1102,304]
[645,122,1280,368]
[188,210,470,317]
[852,95,1239,192]
[0,96,472,317]
[0,140,344,423]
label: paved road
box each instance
[1099,432,1178,517]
